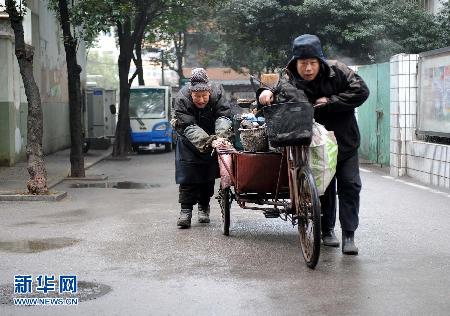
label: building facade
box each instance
[0,0,86,166]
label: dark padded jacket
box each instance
[173,83,230,136]
[173,83,231,184]
[270,59,369,161]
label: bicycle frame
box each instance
[286,146,310,222]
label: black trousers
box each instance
[178,181,215,208]
[319,153,361,232]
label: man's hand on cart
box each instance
[258,90,274,105]
[314,97,329,108]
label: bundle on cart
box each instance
[238,124,269,152]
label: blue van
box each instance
[129,86,175,152]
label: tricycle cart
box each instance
[217,145,321,269]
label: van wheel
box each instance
[164,143,172,152]
[132,145,140,153]
[83,140,90,154]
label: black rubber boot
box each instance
[177,209,192,228]
[198,205,210,223]
[342,231,358,255]
[322,229,340,247]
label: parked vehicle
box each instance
[83,88,117,153]
[129,86,175,152]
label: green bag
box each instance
[309,122,338,196]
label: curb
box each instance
[48,149,112,189]
[0,191,67,202]
[64,175,108,181]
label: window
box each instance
[129,88,166,119]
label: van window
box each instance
[129,88,166,118]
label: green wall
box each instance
[0,102,12,166]
[0,98,70,166]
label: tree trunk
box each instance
[58,0,85,177]
[112,18,134,157]
[174,31,186,86]
[112,5,151,157]
[113,57,133,157]
[6,0,48,194]
[135,41,145,86]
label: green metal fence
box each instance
[357,63,390,166]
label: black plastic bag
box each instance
[262,101,313,147]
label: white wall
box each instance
[390,53,450,189]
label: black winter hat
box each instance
[292,34,325,61]
[287,34,327,76]
[189,68,211,92]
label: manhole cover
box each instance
[0,281,112,305]
[0,237,80,253]
[75,281,112,301]
[69,181,161,189]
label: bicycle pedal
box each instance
[263,209,280,218]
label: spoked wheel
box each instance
[218,185,231,236]
[296,166,321,269]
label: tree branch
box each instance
[128,69,138,87]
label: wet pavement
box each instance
[0,238,80,254]
[0,148,450,315]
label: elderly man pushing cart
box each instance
[259,34,369,255]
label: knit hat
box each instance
[189,68,211,91]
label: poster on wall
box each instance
[418,49,450,137]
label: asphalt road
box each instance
[1,149,449,315]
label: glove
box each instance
[211,137,232,149]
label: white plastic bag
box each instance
[309,122,338,196]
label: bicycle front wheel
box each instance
[296,166,321,269]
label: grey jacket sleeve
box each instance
[215,116,232,138]
[184,125,215,153]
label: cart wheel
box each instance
[219,186,231,236]
[296,166,321,269]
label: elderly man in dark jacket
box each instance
[259,34,369,255]
[172,68,232,228]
